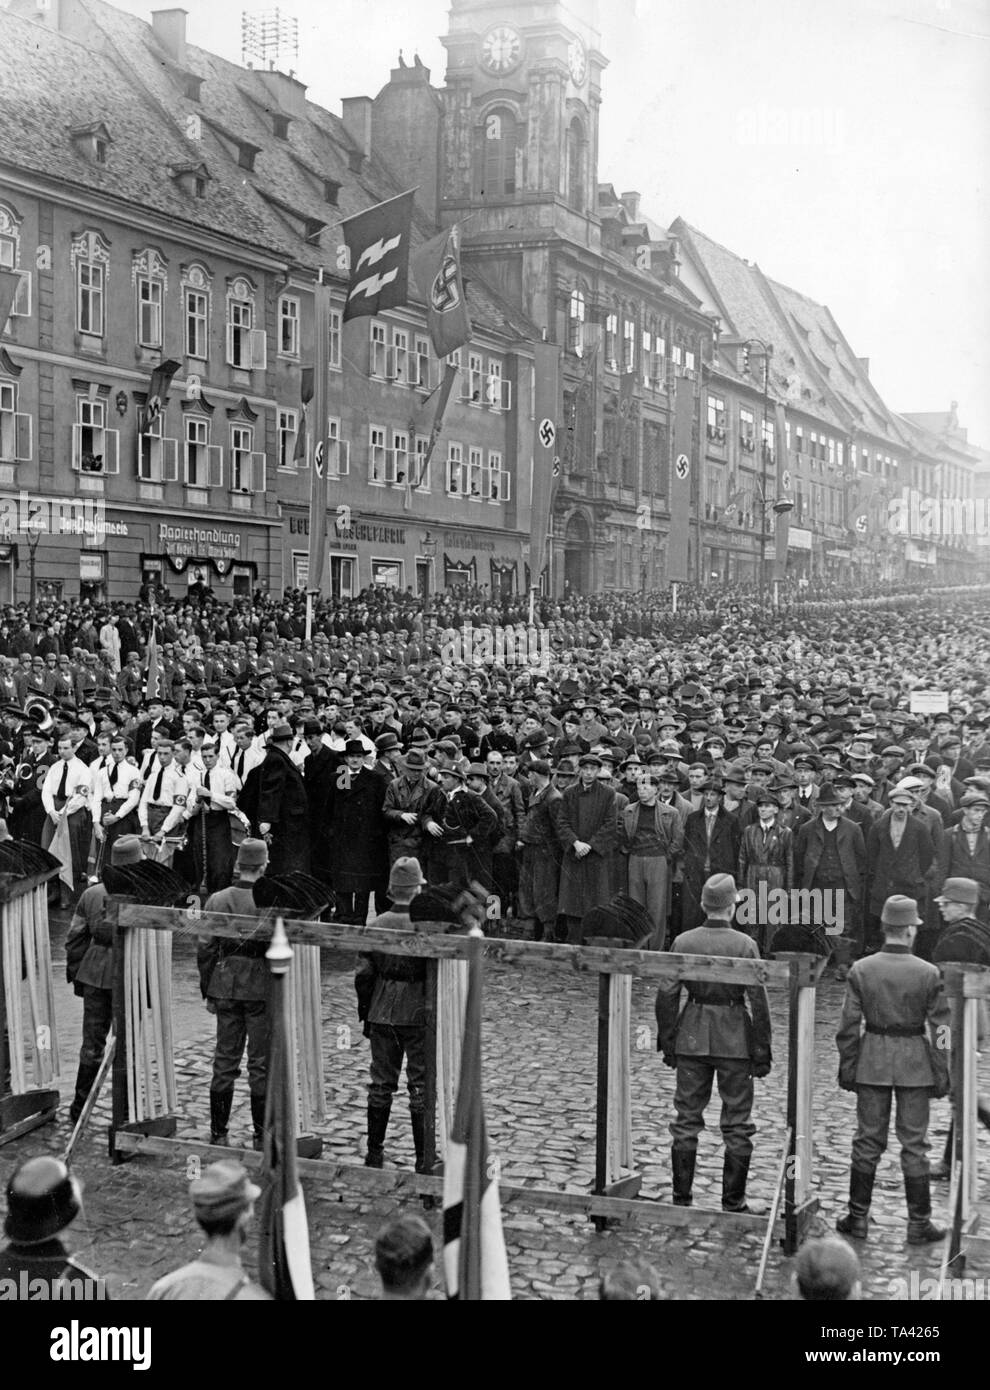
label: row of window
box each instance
[2,214,510,398]
[566,292,699,378]
[0,385,513,503]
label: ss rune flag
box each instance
[341,189,415,322]
[411,225,472,359]
[258,919,315,1300]
[442,931,511,1300]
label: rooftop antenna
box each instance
[240,9,299,73]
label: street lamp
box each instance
[25,514,46,622]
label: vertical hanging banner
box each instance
[666,375,693,583]
[307,281,332,596]
[528,340,563,591]
[341,189,416,322]
[411,223,472,358]
[773,402,791,578]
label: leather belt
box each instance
[865,1024,924,1036]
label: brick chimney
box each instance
[151,8,187,66]
[372,57,442,222]
[256,68,308,119]
[620,191,641,221]
[341,95,373,168]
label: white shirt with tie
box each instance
[92,757,143,825]
[41,757,92,819]
[230,744,264,785]
[139,761,190,836]
[187,764,241,820]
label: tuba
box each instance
[24,696,56,732]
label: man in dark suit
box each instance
[680,778,741,931]
[329,739,389,924]
[936,790,990,923]
[656,872,772,1213]
[865,788,935,956]
[793,785,866,968]
[835,895,950,1245]
[256,723,310,875]
[302,718,336,880]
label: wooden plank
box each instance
[111,1132,787,1228]
[594,972,609,1198]
[0,869,62,905]
[116,905,795,986]
[794,981,816,1209]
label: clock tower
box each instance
[441,1,607,318]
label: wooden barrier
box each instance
[106,902,822,1249]
[939,963,990,1265]
[109,903,325,1160]
[0,870,62,1144]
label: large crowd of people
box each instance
[1,574,988,1297]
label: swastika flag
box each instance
[341,190,415,323]
[411,225,472,359]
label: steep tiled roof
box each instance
[0,0,537,342]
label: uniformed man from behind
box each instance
[65,833,145,1122]
[656,872,773,1213]
[0,1156,108,1299]
[929,876,990,1179]
[835,894,950,1244]
[198,838,271,1150]
[355,856,430,1174]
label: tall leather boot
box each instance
[721,1152,752,1213]
[836,1166,875,1238]
[69,1064,99,1124]
[210,1090,233,1146]
[671,1145,696,1207]
[930,1126,953,1182]
[410,1109,427,1174]
[905,1175,946,1245]
[250,1093,266,1152]
[365,1102,391,1168]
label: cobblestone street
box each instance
[2,919,984,1301]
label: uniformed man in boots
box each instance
[65,834,145,1122]
[930,877,990,1179]
[199,838,271,1149]
[835,894,951,1244]
[355,857,430,1173]
[656,872,773,1212]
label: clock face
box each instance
[481,24,522,75]
[567,38,587,85]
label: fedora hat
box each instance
[881,895,922,929]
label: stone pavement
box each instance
[2,925,986,1301]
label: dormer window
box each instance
[324,179,340,206]
[70,122,113,166]
[170,163,210,198]
[183,74,204,101]
[272,115,290,140]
